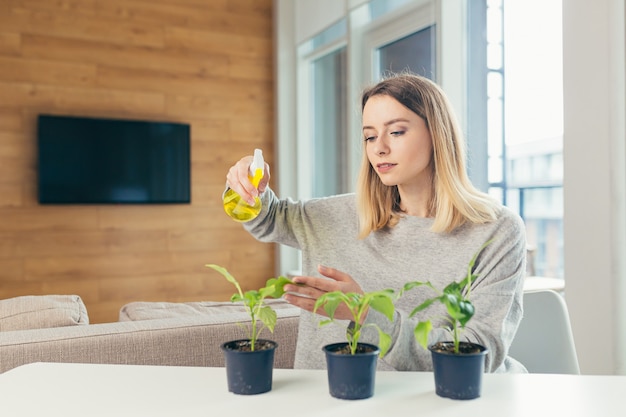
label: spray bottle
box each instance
[222,149,264,222]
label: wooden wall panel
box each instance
[0,0,275,323]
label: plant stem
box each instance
[250,315,257,351]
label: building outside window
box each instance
[489,0,564,278]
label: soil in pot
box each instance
[323,342,379,400]
[221,339,277,395]
[429,341,488,400]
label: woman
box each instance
[225,73,527,372]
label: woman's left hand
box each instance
[283,264,363,321]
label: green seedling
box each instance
[206,264,292,351]
[400,240,493,354]
[314,289,396,357]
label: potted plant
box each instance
[206,264,292,395]
[400,240,492,400]
[313,289,396,400]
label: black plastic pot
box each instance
[221,339,277,395]
[429,341,488,400]
[323,342,380,400]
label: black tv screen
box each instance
[37,114,191,204]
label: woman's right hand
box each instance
[225,154,271,206]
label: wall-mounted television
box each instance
[37,114,191,204]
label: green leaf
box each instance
[206,264,236,284]
[369,295,395,322]
[443,293,461,319]
[401,280,437,296]
[314,291,346,320]
[230,293,243,303]
[322,298,343,319]
[258,305,277,333]
[262,276,293,299]
[408,297,439,317]
[317,318,334,327]
[401,281,425,293]
[443,281,462,295]
[377,328,392,357]
[458,300,475,327]
[414,320,432,349]
[206,264,243,297]
[243,290,260,306]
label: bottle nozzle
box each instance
[250,149,264,187]
[250,149,264,173]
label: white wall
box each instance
[563,0,626,375]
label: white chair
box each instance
[509,289,580,374]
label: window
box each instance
[485,0,564,278]
[297,20,348,199]
[376,25,436,80]
[311,48,348,197]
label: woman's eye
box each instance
[390,130,405,137]
[364,135,376,142]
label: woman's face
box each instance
[362,94,433,189]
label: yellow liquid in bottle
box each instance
[223,168,263,222]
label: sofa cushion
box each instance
[119,298,296,321]
[0,295,89,331]
[0,306,301,373]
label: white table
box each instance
[0,362,623,416]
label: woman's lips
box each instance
[377,163,396,173]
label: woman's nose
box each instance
[374,138,388,155]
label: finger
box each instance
[318,265,364,295]
[225,156,256,204]
[283,293,318,313]
[284,293,344,318]
[225,157,252,187]
[318,265,353,283]
[284,281,324,299]
[225,173,254,205]
[290,276,338,293]
[237,156,259,196]
[257,163,271,193]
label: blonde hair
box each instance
[357,73,499,238]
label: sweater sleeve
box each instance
[241,187,303,250]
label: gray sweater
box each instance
[244,188,527,373]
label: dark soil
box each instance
[328,344,377,355]
[224,339,276,352]
[430,341,484,354]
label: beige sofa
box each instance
[0,295,300,374]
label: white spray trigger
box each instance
[250,149,264,177]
